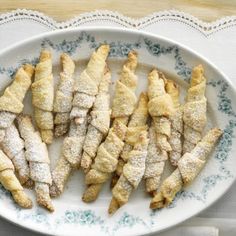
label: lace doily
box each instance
[1,9,236,36]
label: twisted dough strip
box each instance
[50,118,88,197]
[82,51,138,202]
[146,69,174,194]
[70,45,110,124]
[50,46,109,197]
[183,65,207,153]
[17,115,54,212]
[111,92,148,188]
[0,64,34,142]
[150,128,222,209]
[166,80,184,166]
[143,122,168,195]
[81,68,111,173]
[0,150,32,208]
[1,124,31,186]
[108,131,149,215]
[32,50,54,144]
[54,53,75,137]
[148,69,175,152]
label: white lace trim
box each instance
[0,9,236,36]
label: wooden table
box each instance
[0,0,236,22]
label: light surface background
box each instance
[0,0,235,21]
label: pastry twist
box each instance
[1,124,31,186]
[32,50,54,144]
[108,131,148,214]
[50,118,88,197]
[148,69,175,151]
[166,80,183,166]
[111,92,148,188]
[70,45,110,124]
[147,69,175,193]
[0,150,32,208]
[82,51,138,202]
[81,68,111,173]
[54,53,75,137]
[50,46,109,197]
[17,115,54,212]
[183,65,207,153]
[0,64,34,142]
[150,128,222,209]
[143,122,168,195]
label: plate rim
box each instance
[0,26,236,236]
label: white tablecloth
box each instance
[0,9,236,236]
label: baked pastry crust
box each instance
[70,45,110,124]
[0,150,32,208]
[54,53,75,137]
[148,69,175,152]
[50,118,88,197]
[146,69,175,195]
[111,92,148,188]
[143,122,167,195]
[166,80,183,166]
[0,64,34,142]
[50,46,109,197]
[150,128,222,209]
[1,124,31,186]
[183,65,207,153]
[17,115,54,212]
[82,51,138,202]
[32,50,54,144]
[108,131,148,214]
[81,68,111,173]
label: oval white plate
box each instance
[0,27,236,236]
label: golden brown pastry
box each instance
[50,118,88,197]
[108,131,148,214]
[17,115,54,212]
[70,45,110,124]
[111,92,148,188]
[166,80,183,166]
[143,122,168,195]
[50,46,109,197]
[81,68,111,173]
[146,69,175,194]
[32,50,54,144]
[0,64,34,142]
[1,124,31,186]
[183,65,207,153]
[0,150,32,208]
[54,53,75,137]
[150,128,222,209]
[82,51,138,202]
[148,69,175,152]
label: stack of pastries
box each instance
[0,46,222,214]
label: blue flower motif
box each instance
[218,97,232,114]
[212,118,236,163]
[216,151,228,162]
[109,46,118,57]
[120,45,130,56]
[122,214,135,227]
[65,211,76,223]
[150,44,161,55]
[60,40,75,54]
[78,210,95,225]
